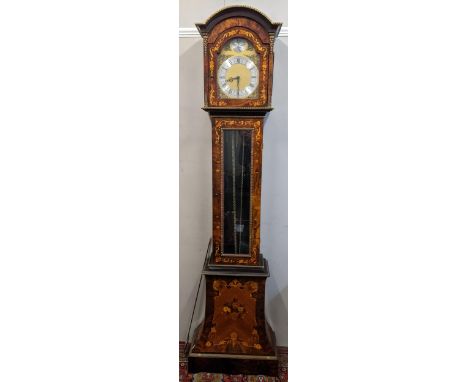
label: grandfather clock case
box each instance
[187,7,282,377]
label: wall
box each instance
[179,0,288,346]
[179,0,288,29]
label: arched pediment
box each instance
[196,5,282,37]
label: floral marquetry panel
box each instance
[191,276,275,357]
[211,117,263,266]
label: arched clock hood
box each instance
[196,6,282,37]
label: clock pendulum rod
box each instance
[231,134,238,254]
[238,133,246,253]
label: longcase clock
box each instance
[187,6,282,377]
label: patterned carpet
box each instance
[179,342,288,382]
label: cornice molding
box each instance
[179,26,288,38]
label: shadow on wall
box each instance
[179,37,212,342]
[272,38,288,108]
[179,38,205,116]
[262,37,288,346]
[268,283,288,345]
[180,267,207,345]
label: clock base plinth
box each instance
[188,351,279,377]
[188,258,278,377]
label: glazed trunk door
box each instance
[222,129,252,256]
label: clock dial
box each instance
[217,56,259,99]
[216,38,260,100]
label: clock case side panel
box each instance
[211,116,264,267]
[204,18,271,108]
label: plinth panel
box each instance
[188,269,278,376]
[188,355,279,377]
